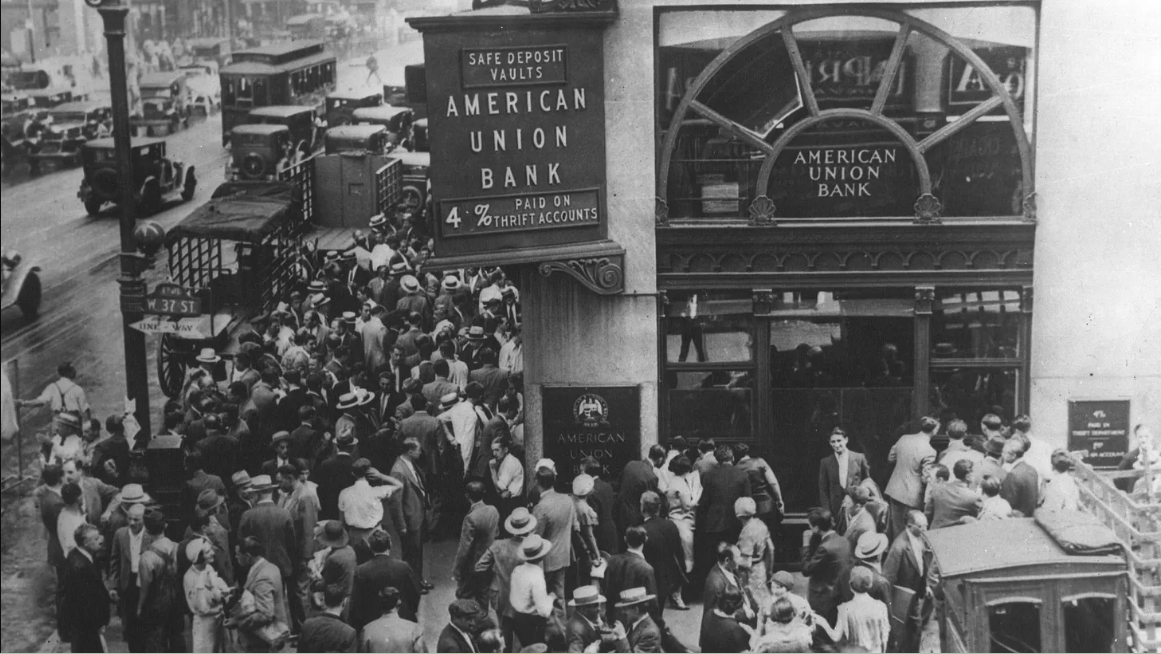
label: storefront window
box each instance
[933,289,1020,359]
[666,369,753,442]
[931,367,1017,427]
[1063,595,1116,653]
[657,6,1037,220]
[987,601,1041,653]
[664,290,754,363]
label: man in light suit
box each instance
[927,459,983,529]
[885,417,938,540]
[391,437,431,589]
[453,481,499,602]
[818,427,872,533]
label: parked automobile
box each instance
[6,56,93,107]
[324,90,381,128]
[410,117,428,152]
[390,149,430,217]
[132,72,191,136]
[26,100,112,173]
[178,61,221,116]
[227,124,294,181]
[183,37,233,68]
[1,250,41,318]
[246,105,321,157]
[78,137,197,216]
[325,124,391,155]
[351,105,413,147]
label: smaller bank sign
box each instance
[1068,399,1130,469]
[542,385,640,488]
[420,22,608,256]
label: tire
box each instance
[91,167,118,197]
[157,334,187,398]
[400,185,423,211]
[181,169,197,201]
[84,198,103,216]
[17,273,41,318]
[240,153,266,179]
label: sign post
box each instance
[1068,399,1131,469]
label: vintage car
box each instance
[287,13,327,40]
[324,124,391,156]
[920,516,1129,653]
[26,101,112,173]
[6,57,92,107]
[389,149,430,217]
[351,105,413,146]
[178,61,221,115]
[324,90,381,128]
[227,124,294,181]
[183,37,233,67]
[410,117,428,152]
[246,105,321,156]
[132,72,191,136]
[0,250,41,318]
[78,137,197,216]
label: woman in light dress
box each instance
[663,454,701,610]
[184,537,232,653]
[735,497,775,609]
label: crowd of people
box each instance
[19,215,1160,652]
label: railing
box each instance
[376,157,402,217]
[278,154,316,226]
[1072,457,1161,652]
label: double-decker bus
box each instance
[219,40,336,145]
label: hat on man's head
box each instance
[368,213,387,229]
[519,534,553,562]
[232,470,253,489]
[336,392,372,410]
[319,520,348,549]
[535,458,556,473]
[449,599,484,620]
[195,489,225,514]
[770,570,796,591]
[568,585,607,607]
[390,262,408,275]
[614,587,656,608]
[120,483,151,504]
[466,325,487,341]
[439,392,460,411]
[324,250,341,263]
[442,275,461,292]
[401,275,420,293]
[341,311,357,324]
[855,532,889,561]
[270,431,291,447]
[248,475,276,492]
[196,348,221,364]
[985,434,1007,457]
[504,507,538,535]
[341,250,357,262]
[307,280,327,293]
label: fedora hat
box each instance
[466,325,487,340]
[340,250,357,262]
[568,585,607,607]
[985,434,1007,457]
[614,587,656,608]
[336,392,372,410]
[195,348,221,364]
[519,534,553,562]
[855,532,889,560]
[307,280,327,293]
[319,520,349,549]
[441,275,461,292]
[324,250,341,262]
[120,483,151,504]
[231,470,253,489]
[195,489,225,514]
[249,474,277,492]
[401,275,420,293]
[439,392,460,411]
[504,507,538,535]
[271,431,291,447]
[572,473,595,498]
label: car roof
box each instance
[926,518,1125,578]
[391,150,430,166]
[353,105,412,120]
[85,136,167,150]
[250,105,314,118]
[140,72,186,87]
[328,91,381,101]
[328,124,387,139]
[50,101,108,113]
[233,124,290,135]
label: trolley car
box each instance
[219,40,336,145]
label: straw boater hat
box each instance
[195,348,221,364]
[341,250,357,262]
[572,474,595,498]
[568,585,607,607]
[120,483,151,504]
[535,458,556,473]
[336,391,373,410]
[341,311,357,324]
[466,325,487,341]
[390,262,409,275]
[504,507,538,536]
[401,275,420,293]
[320,520,349,549]
[368,214,387,229]
[307,280,327,293]
[855,532,889,561]
[614,587,656,608]
[248,474,277,493]
[441,275,461,292]
[519,534,553,562]
[439,392,460,411]
[325,250,341,263]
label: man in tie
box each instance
[818,427,872,533]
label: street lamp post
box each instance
[91,0,152,440]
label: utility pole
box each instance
[90,0,152,441]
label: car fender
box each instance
[183,165,197,186]
[139,175,159,197]
[1,263,40,309]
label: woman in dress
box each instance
[183,537,231,653]
[735,497,774,609]
[753,597,814,653]
[663,454,700,610]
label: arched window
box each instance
[657,6,1036,224]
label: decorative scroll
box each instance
[1022,192,1037,223]
[655,197,670,227]
[539,255,625,295]
[752,289,775,314]
[913,193,943,223]
[915,286,935,315]
[748,195,777,226]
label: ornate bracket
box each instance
[655,197,670,227]
[530,0,617,13]
[748,195,777,226]
[915,286,935,315]
[752,288,775,315]
[913,193,943,224]
[1022,192,1037,223]
[539,255,625,295]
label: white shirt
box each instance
[492,453,524,497]
[439,402,479,474]
[499,340,523,374]
[337,478,396,529]
[37,378,89,415]
[446,359,469,389]
[837,450,850,489]
[510,562,554,617]
[129,527,145,576]
[58,507,87,557]
[369,244,395,272]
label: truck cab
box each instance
[325,91,382,129]
[325,124,390,156]
[228,124,293,181]
[351,105,414,147]
[247,105,319,157]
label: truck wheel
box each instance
[84,198,103,216]
[181,169,197,201]
[157,335,187,398]
[17,273,41,319]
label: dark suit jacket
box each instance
[641,517,684,600]
[315,452,356,521]
[350,554,420,629]
[390,457,427,532]
[109,527,155,592]
[590,477,620,555]
[818,450,871,519]
[927,479,984,529]
[399,411,445,476]
[436,624,474,653]
[702,563,745,632]
[627,614,662,653]
[454,501,499,582]
[185,469,227,511]
[700,610,750,653]
[290,423,326,469]
[298,612,357,653]
[617,460,659,529]
[1000,460,1039,517]
[698,463,752,534]
[39,488,66,567]
[238,501,296,578]
[61,549,110,639]
[883,530,933,592]
[467,364,509,409]
[801,531,855,617]
[604,552,657,625]
[194,432,239,487]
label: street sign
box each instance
[145,282,202,316]
[1068,399,1131,469]
[129,315,211,339]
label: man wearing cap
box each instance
[108,501,152,651]
[615,588,662,653]
[439,598,488,653]
[454,480,500,601]
[885,417,938,541]
[475,506,536,651]
[238,474,297,594]
[361,586,427,653]
[396,276,432,330]
[261,431,293,480]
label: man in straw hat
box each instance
[567,585,625,653]
[474,506,537,651]
[614,587,661,653]
[396,275,431,329]
[509,534,555,648]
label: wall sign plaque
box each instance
[1068,399,1130,469]
[542,385,640,487]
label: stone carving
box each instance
[748,195,777,226]
[539,255,624,295]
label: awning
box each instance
[426,239,625,295]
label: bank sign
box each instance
[542,386,640,489]
[1068,399,1130,469]
[422,27,607,255]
